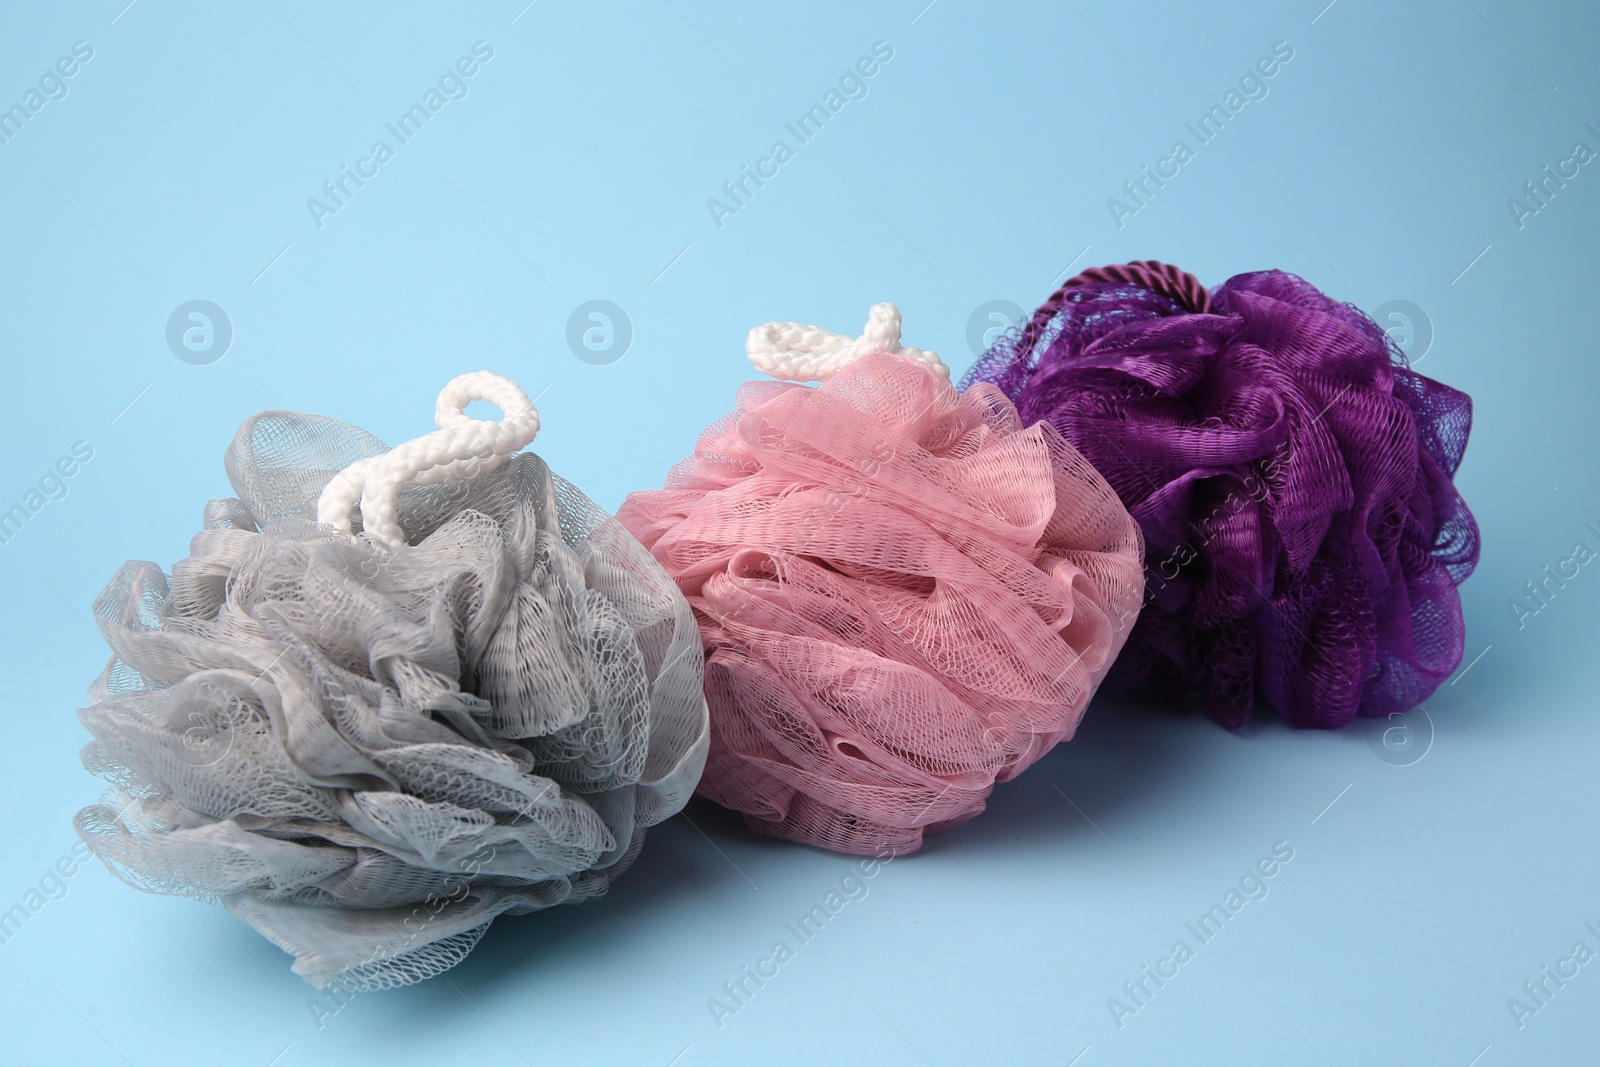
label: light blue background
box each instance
[1,1,1595,1064]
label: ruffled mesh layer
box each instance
[618,354,1144,855]
[75,409,708,989]
[963,268,1480,728]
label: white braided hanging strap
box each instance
[316,371,541,549]
[746,302,948,382]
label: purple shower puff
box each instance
[962,261,1480,729]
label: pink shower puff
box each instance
[619,312,1143,855]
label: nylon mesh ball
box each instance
[963,262,1480,729]
[620,310,1144,856]
[73,378,708,988]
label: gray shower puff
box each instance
[74,409,709,989]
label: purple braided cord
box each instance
[1017,260,1215,355]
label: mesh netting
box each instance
[617,354,1145,855]
[962,267,1480,729]
[74,408,709,989]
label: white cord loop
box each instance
[316,371,541,549]
[746,302,948,382]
